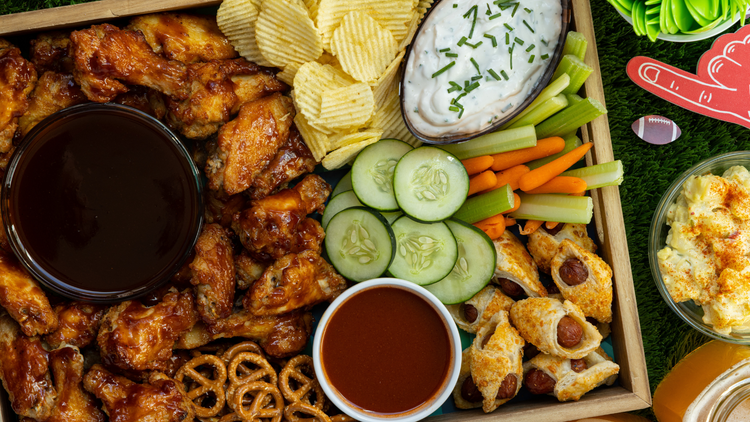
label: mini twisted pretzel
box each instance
[227,351,278,386]
[175,354,228,418]
[330,415,357,422]
[233,381,284,422]
[284,402,332,422]
[222,341,265,364]
[279,355,325,409]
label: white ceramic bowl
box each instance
[312,277,462,422]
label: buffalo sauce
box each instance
[321,286,451,415]
[5,105,201,298]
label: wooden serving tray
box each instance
[0,0,651,420]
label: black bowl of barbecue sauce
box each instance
[2,103,203,302]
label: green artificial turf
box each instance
[0,0,98,15]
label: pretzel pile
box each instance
[174,341,355,422]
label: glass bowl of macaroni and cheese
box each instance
[649,151,750,343]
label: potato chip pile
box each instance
[217,0,431,169]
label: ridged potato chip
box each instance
[331,11,398,84]
[217,0,274,67]
[294,113,329,161]
[322,137,380,169]
[277,61,302,86]
[293,62,353,134]
[256,0,323,68]
[316,0,413,52]
[371,49,405,108]
[304,0,321,21]
[319,82,375,130]
[371,87,420,147]
[329,128,384,149]
[398,10,422,50]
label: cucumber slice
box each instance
[388,216,458,286]
[424,219,497,304]
[393,146,469,222]
[351,139,414,211]
[325,207,395,282]
[321,190,362,229]
[331,171,352,198]
[381,211,403,225]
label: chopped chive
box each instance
[499,3,514,9]
[447,84,462,93]
[500,69,509,80]
[470,57,481,74]
[523,20,535,33]
[464,80,470,89]
[469,7,478,38]
[528,55,535,63]
[458,108,464,118]
[486,4,492,15]
[484,33,497,47]
[501,103,513,112]
[455,92,467,102]
[465,82,480,93]
[541,38,549,46]
[446,53,458,57]
[494,0,510,4]
[526,43,535,52]
[512,2,519,16]
[505,33,510,44]
[504,23,514,31]
[449,105,460,112]
[524,7,532,12]
[489,12,502,19]
[471,75,483,81]
[449,81,462,88]
[458,36,468,46]
[465,41,483,48]
[439,48,451,52]
[463,4,477,18]
[514,37,524,45]
[541,53,549,60]
[488,68,501,80]
[431,61,455,78]
[509,44,515,69]
[453,3,457,6]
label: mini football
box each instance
[631,115,681,145]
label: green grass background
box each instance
[3,0,750,419]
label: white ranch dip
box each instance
[402,0,562,137]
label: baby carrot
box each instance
[473,214,506,240]
[518,142,593,192]
[545,221,559,230]
[491,137,566,171]
[468,170,498,196]
[502,193,521,214]
[504,216,517,226]
[481,164,530,193]
[462,155,494,176]
[519,219,544,235]
[524,176,587,194]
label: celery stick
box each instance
[527,133,582,169]
[453,184,514,224]
[561,31,588,61]
[511,193,593,224]
[438,125,537,160]
[500,74,570,129]
[566,93,585,106]
[535,98,607,139]
[506,94,568,129]
[561,160,624,189]
[552,55,594,95]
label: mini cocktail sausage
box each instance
[461,376,483,403]
[496,374,517,399]
[464,304,478,323]
[498,278,524,298]
[557,316,583,348]
[559,258,588,286]
[570,358,588,373]
[524,368,556,395]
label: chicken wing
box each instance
[97,289,198,372]
[46,346,106,422]
[70,24,188,102]
[176,309,313,358]
[0,313,56,420]
[204,187,248,229]
[44,301,107,349]
[83,364,194,422]
[128,13,237,63]
[231,72,288,113]
[233,174,330,261]
[0,39,37,154]
[244,250,347,316]
[0,252,58,337]
[29,32,75,74]
[18,71,87,138]
[112,85,167,120]
[249,125,317,199]
[190,223,235,325]
[206,92,295,194]
[235,250,266,290]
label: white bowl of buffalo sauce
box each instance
[313,277,462,422]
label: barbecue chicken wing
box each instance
[46,346,106,422]
[0,252,58,337]
[0,314,56,420]
[18,71,87,138]
[129,13,237,63]
[97,289,198,372]
[190,224,235,325]
[204,188,248,229]
[233,174,330,261]
[249,125,317,199]
[112,86,167,120]
[0,39,37,154]
[176,309,313,358]
[236,250,266,290]
[30,32,75,74]
[244,250,347,316]
[83,364,194,422]
[70,24,188,102]
[206,92,295,194]
[44,301,107,349]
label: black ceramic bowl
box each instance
[2,103,203,302]
[399,0,571,144]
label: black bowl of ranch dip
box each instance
[400,0,570,144]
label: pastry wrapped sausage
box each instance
[492,231,546,299]
[452,348,480,410]
[527,224,596,274]
[522,347,620,401]
[446,286,514,333]
[509,298,601,359]
[551,239,613,323]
